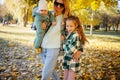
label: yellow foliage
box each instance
[7,43,14,47]
[103,0,117,7]
[35,74,40,80]
[91,0,100,11]
[37,63,44,67]
[27,57,35,60]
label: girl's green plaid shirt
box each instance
[63,31,81,55]
[62,31,81,73]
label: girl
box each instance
[62,16,88,80]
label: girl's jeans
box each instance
[40,48,60,80]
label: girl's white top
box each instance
[41,14,63,48]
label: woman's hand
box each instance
[61,35,65,41]
[42,21,47,30]
[52,21,56,26]
[72,51,81,62]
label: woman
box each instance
[40,0,84,80]
[40,0,71,80]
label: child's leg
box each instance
[67,69,75,80]
[64,70,69,80]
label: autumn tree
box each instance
[70,0,118,34]
[4,0,38,27]
[110,15,120,31]
[0,4,8,17]
[101,13,110,31]
[4,0,118,29]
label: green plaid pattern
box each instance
[62,31,81,73]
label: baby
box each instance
[32,0,56,53]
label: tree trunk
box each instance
[90,10,94,35]
[105,24,108,31]
[115,24,118,32]
[90,24,93,35]
[23,8,28,27]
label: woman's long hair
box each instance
[53,0,71,20]
[65,16,88,45]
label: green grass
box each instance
[85,30,120,51]
[0,25,35,46]
[85,30,120,37]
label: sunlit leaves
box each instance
[103,0,117,8]
[0,4,7,17]
[91,0,101,11]
[7,42,15,47]
[3,0,118,27]
[4,0,28,24]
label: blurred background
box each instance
[0,0,120,33]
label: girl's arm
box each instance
[72,38,84,62]
[72,51,82,62]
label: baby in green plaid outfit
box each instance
[62,16,88,80]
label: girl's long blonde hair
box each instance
[65,16,88,45]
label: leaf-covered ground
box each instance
[0,25,43,80]
[0,24,120,80]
